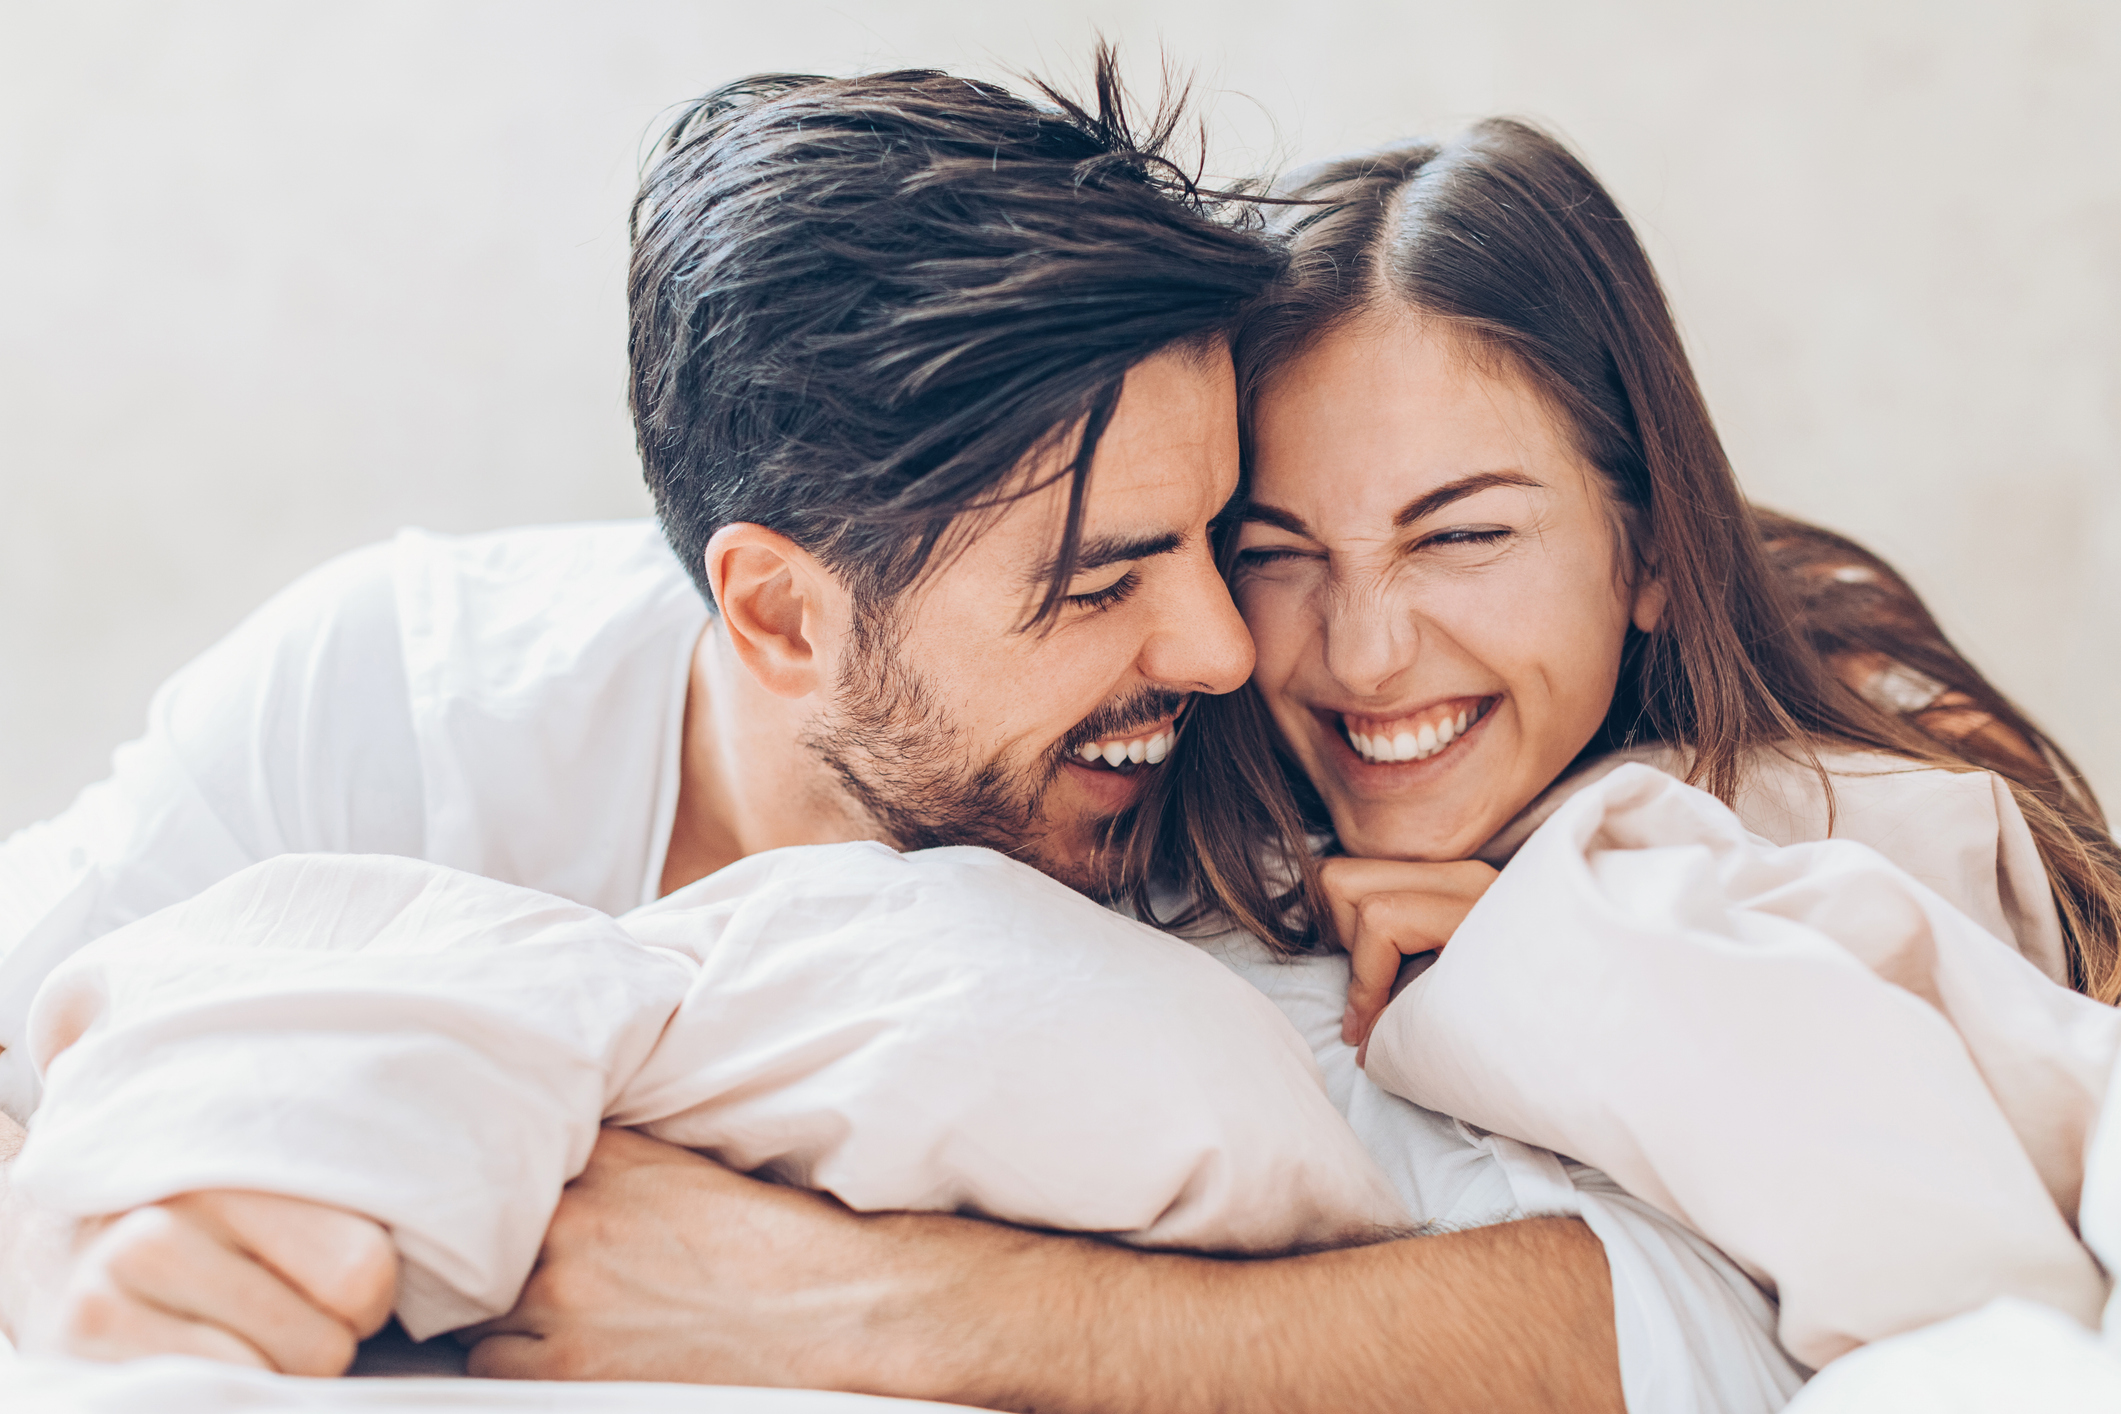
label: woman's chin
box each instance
[1332,809,1498,865]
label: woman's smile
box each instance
[1304,695,1505,807]
[1332,695,1498,768]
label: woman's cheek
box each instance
[1233,579,1305,676]
[1234,581,1320,768]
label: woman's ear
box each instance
[1630,574,1669,633]
[704,524,843,699]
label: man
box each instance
[0,59,1755,1412]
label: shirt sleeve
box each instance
[0,541,422,1120]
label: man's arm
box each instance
[469,1128,1623,1413]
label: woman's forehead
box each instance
[1251,324,1577,517]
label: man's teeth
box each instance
[1346,706,1476,764]
[1075,727,1174,768]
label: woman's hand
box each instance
[1320,857,1499,1051]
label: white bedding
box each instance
[1366,763,2121,1368]
[1781,1054,2121,1410]
[11,843,1406,1338]
[1784,1061,2121,1409]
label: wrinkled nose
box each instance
[1320,586,1413,699]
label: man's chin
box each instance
[1057,755,1160,816]
[1012,773,1159,900]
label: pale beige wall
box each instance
[4,0,2116,834]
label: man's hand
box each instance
[3,1180,397,1375]
[470,1127,1621,1414]
[465,1127,963,1393]
[1320,856,1498,1048]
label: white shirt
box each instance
[0,520,705,1117]
[1,521,1810,1411]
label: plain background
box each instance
[3,0,2116,835]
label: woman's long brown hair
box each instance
[1111,119,2121,1002]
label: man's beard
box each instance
[802,607,1186,896]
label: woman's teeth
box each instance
[1074,727,1174,769]
[1343,702,1485,765]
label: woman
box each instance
[1128,119,2121,1021]
[1115,119,2121,1378]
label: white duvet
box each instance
[9,762,2121,1409]
[1363,763,2121,1368]
[12,843,1407,1339]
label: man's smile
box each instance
[1054,713,1182,815]
[1070,720,1177,769]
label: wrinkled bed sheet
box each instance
[1366,763,2121,1371]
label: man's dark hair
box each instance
[628,49,1283,624]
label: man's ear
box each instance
[1630,573,1668,633]
[704,524,843,699]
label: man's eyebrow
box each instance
[1034,530,1185,586]
[1393,471,1543,528]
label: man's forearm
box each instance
[890,1213,1622,1414]
[473,1131,1624,1412]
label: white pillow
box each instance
[17,844,1405,1337]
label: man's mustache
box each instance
[1062,689,1194,755]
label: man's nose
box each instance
[1138,552,1254,696]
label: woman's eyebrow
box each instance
[1239,503,1311,536]
[1394,471,1542,527]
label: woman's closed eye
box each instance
[1234,545,1316,569]
[1233,527,1511,576]
[1415,525,1513,551]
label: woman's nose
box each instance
[1320,584,1414,699]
